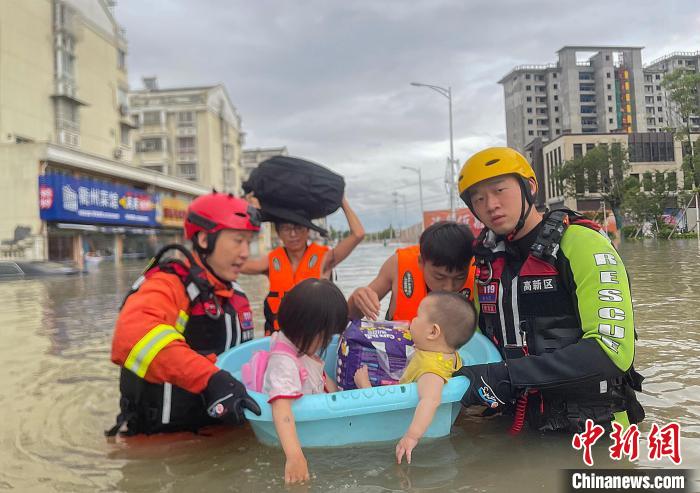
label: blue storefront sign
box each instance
[39,173,158,227]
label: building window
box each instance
[177,136,196,153]
[526,96,532,102]
[556,129,561,134]
[177,111,195,126]
[608,106,613,112]
[645,75,652,83]
[120,124,130,146]
[607,95,612,101]
[573,144,583,158]
[645,96,654,104]
[143,111,161,126]
[553,83,558,90]
[178,163,197,180]
[605,55,610,61]
[143,164,164,173]
[138,138,163,152]
[117,49,126,70]
[609,118,614,124]
[658,106,663,112]
[526,74,531,79]
[656,85,661,91]
[658,117,663,123]
[528,130,534,136]
[607,84,612,90]
[526,85,531,91]
[606,72,611,78]
[554,106,559,112]
[554,95,559,101]
[527,119,533,124]
[527,107,532,113]
[555,117,560,123]
[553,73,557,78]
[655,74,661,80]
[657,95,662,101]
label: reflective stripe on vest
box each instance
[264,242,330,332]
[394,245,476,321]
[124,324,185,378]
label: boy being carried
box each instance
[354,291,477,464]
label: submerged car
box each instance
[0,260,80,279]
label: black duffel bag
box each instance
[242,156,345,220]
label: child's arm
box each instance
[396,373,445,464]
[324,373,339,393]
[271,399,310,484]
[353,365,372,389]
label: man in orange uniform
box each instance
[348,221,476,321]
[243,197,364,334]
[108,192,262,436]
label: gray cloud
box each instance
[117,0,700,230]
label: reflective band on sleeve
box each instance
[175,310,189,334]
[124,324,185,378]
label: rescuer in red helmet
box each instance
[107,192,263,436]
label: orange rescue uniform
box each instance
[393,244,476,321]
[264,242,330,334]
[111,253,232,394]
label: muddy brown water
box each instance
[0,241,697,492]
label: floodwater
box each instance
[0,241,698,492]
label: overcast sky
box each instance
[117,0,700,231]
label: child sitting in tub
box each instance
[262,278,348,485]
[354,291,476,464]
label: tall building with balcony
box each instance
[0,1,207,264]
[500,46,648,154]
[643,51,700,132]
[0,0,135,160]
[129,78,244,193]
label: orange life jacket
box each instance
[264,242,331,334]
[393,244,476,321]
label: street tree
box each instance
[661,68,700,188]
[555,143,629,232]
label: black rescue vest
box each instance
[107,245,254,436]
[474,210,644,432]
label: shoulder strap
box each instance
[270,336,308,383]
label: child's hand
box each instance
[285,452,309,484]
[396,435,419,464]
[354,365,371,389]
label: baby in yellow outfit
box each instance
[354,291,476,463]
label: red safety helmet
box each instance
[184,192,261,240]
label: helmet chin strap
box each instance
[506,179,534,242]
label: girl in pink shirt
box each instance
[262,278,348,485]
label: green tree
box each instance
[661,69,700,188]
[623,168,686,237]
[556,143,629,231]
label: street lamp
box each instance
[410,81,456,220]
[401,165,425,230]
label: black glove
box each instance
[203,370,262,425]
[453,362,514,409]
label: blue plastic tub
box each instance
[216,332,501,447]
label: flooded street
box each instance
[0,241,698,492]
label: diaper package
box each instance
[336,319,415,390]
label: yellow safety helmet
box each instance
[458,147,536,199]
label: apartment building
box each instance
[0,0,206,265]
[129,78,244,194]
[643,51,700,132]
[500,46,648,153]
